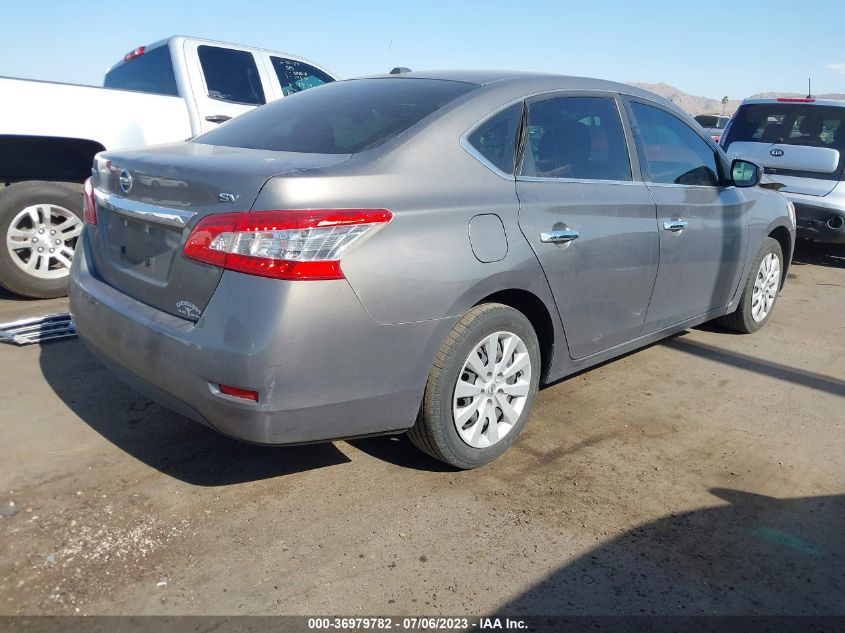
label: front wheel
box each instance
[0,181,84,299]
[408,303,541,469]
[719,237,784,333]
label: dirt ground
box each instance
[0,242,843,616]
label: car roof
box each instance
[740,98,845,108]
[354,70,685,116]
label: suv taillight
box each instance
[82,178,97,225]
[183,209,392,280]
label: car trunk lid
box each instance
[88,142,350,320]
[725,141,841,196]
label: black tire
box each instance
[719,237,784,334]
[408,303,541,469]
[0,181,83,299]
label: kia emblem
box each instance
[770,148,785,157]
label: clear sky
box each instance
[1,0,842,99]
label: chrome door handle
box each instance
[540,229,580,243]
[663,219,688,232]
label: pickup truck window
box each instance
[198,46,266,106]
[103,46,179,97]
[194,78,477,154]
[271,57,334,96]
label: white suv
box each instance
[721,98,845,244]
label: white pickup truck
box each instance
[0,35,336,298]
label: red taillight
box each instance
[776,97,815,103]
[183,209,392,281]
[218,384,259,402]
[82,177,97,225]
[123,46,145,62]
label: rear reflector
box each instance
[123,46,145,62]
[83,178,97,225]
[183,209,392,280]
[776,97,815,103]
[219,384,259,401]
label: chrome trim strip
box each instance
[516,176,640,186]
[95,191,197,228]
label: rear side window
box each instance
[519,96,631,181]
[466,104,522,174]
[194,78,477,154]
[104,46,179,96]
[629,102,720,186]
[198,46,265,105]
[271,57,334,96]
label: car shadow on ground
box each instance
[495,488,845,616]
[663,333,845,398]
[347,434,457,472]
[0,286,35,302]
[38,339,350,486]
[791,240,845,269]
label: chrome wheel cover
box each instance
[6,204,83,280]
[453,331,532,449]
[751,252,780,323]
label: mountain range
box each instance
[628,82,845,117]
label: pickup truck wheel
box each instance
[0,182,83,298]
[718,237,784,333]
[408,303,541,469]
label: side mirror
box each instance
[731,159,762,187]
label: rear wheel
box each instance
[719,237,784,333]
[0,182,83,298]
[408,303,541,469]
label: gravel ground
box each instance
[0,241,843,616]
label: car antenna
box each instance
[807,77,813,99]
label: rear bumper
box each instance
[68,231,451,445]
[784,190,845,244]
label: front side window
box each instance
[630,102,720,186]
[271,57,334,96]
[197,46,266,105]
[466,104,522,174]
[519,96,631,181]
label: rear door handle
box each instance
[663,219,688,232]
[205,114,232,124]
[540,229,580,243]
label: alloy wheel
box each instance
[6,204,83,280]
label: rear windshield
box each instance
[695,115,728,129]
[724,103,844,148]
[103,45,179,97]
[193,78,478,154]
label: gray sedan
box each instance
[69,71,795,469]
